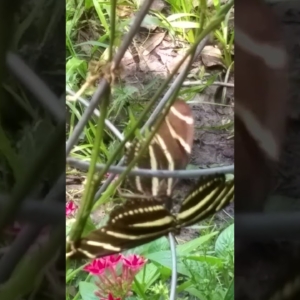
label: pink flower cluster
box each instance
[83,254,147,300]
[66,200,78,217]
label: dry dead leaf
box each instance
[142,32,166,56]
[165,51,189,74]
[201,45,224,68]
[116,5,133,18]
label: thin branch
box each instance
[66,88,124,142]
[147,36,209,128]
[182,80,234,87]
[112,0,156,68]
[66,80,109,155]
[169,233,177,300]
[67,157,234,178]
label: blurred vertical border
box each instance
[0,1,65,299]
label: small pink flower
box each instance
[87,254,146,300]
[84,258,108,275]
[103,293,121,300]
[123,254,147,272]
[105,254,123,267]
[66,200,77,216]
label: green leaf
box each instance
[139,15,162,27]
[176,280,193,293]
[158,265,172,279]
[212,290,226,300]
[170,21,200,29]
[177,232,218,254]
[224,279,234,300]
[66,268,74,276]
[185,255,223,268]
[85,0,93,9]
[146,250,191,277]
[76,40,108,48]
[133,263,159,293]
[185,287,207,300]
[66,57,88,85]
[125,236,170,256]
[79,282,98,300]
[82,216,98,236]
[214,224,234,257]
[66,218,76,236]
[167,13,198,21]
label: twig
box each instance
[182,80,234,87]
[67,157,234,178]
[66,88,124,142]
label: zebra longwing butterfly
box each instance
[67,174,234,259]
[67,99,233,259]
[124,99,194,199]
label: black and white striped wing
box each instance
[67,199,176,259]
[176,174,234,228]
[124,99,194,198]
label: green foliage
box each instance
[67,222,234,300]
[66,0,234,300]
[66,0,234,161]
